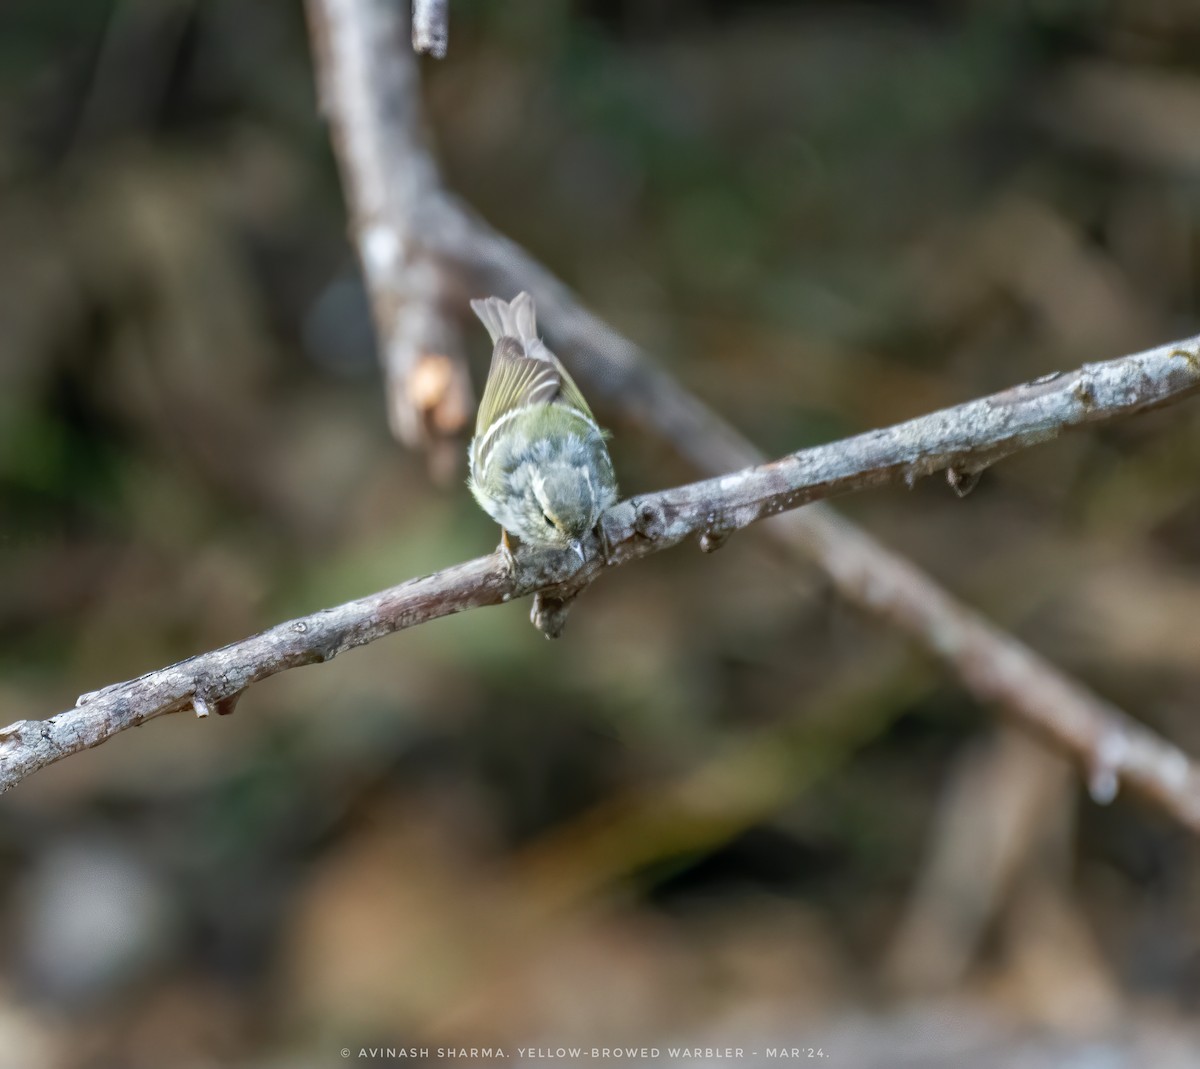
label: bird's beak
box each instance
[569,539,585,564]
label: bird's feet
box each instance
[497,528,516,574]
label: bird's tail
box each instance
[470,291,538,347]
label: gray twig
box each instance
[3,339,1200,807]
[306,0,471,473]
[411,0,449,58]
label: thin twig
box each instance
[411,0,449,58]
[0,557,505,793]
[4,340,1200,803]
[306,0,471,473]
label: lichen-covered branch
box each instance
[602,337,1200,540]
[0,557,506,794]
[306,0,471,471]
[4,339,1200,804]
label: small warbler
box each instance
[468,292,618,560]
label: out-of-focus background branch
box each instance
[411,0,450,59]
[307,0,471,477]
[3,1,1200,1066]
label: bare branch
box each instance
[4,339,1200,811]
[0,557,505,793]
[411,0,449,58]
[306,0,471,469]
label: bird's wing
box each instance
[542,351,595,422]
[470,291,598,435]
[474,336,563,439]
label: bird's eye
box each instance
[542,512,556,529]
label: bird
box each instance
[467,292,618,562]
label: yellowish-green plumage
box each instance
[468,293,617,555]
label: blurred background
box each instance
[2,0,1200,1066]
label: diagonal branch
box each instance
[4,337,1200,815]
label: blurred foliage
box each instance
[2,1,1200,1066]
